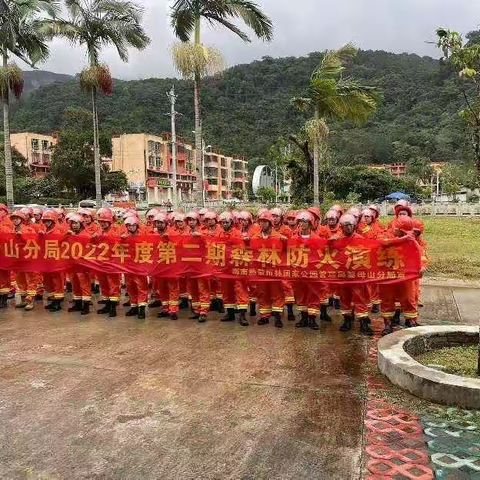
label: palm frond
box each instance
[227,0,273,41]
[170,0,195,42]
[203,12,250,42]
[172,41,225,78]
[290,96,312,112]
[0,62,24,99]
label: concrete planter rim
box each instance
[377,325,480,408]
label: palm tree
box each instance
[170,0,273,205]
[292,45,380,206]
[0,0,58,208]
[40,0,150,205]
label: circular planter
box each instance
[377,325,480,408]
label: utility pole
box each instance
[166,86,179,207]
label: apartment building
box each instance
[369,162,445,178]
[204,150,248,200]
[10,132,57,179]
[112,133,248,204]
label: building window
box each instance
[41,140,49,150]
[148,155,154,167]
[154,142,161,153]
[148,140,154,151]
[155,157,162,168]
[31,139,39,150]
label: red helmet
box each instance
[339,214,357,226]
[394,216,414,232]
[238,211,252,222]
[285,210,297,220]
[396,205,413,217]
[361,208,373,218]
[124,216,140,226]
[185,211,199,220]
[54,207,65,217]
[42,210,58,222]
[326,209,338,220]
[270,207,283,217]
[347,207,361,219]
[394,199,409,215]
[198,208,209,216]
[331,204,344,216]
[153,213,168,223]
[20,207,33,218]
[296,211,314,223]
[307,207,321,220]
[368,204,380,218]
[146,208,159,218]
[412,218,424,234]
[173,212,185,222]
[68,214,83,225]
[98,210,114,223]
[257,207,268,217]
[204,211,217,221]
[219,211,233,223]
[258,211,273,224]
[11,210,26,221]
[0,203,8,213]
[32,207,43,217]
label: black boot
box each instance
[382,325,393,336]
[16,296,27,308]
[126,306,139,317]
[65,282,72,293]
[148,299,162,308]
[308,315,320,330]
[92,283,100,295]
[189,313,200,320]
[0,294,7,309]
[68,300,82,312]
[45,301,55,310]
[339,315,353,332]
[274,312,283,328]
[371,304,380,314]
[170,313,178,320]
[35,293,43,301]
[295,311,309,328]
[49,300,62,312]
[221,308,235,322]
[328,297,334,307]
[81,301,90,315]
[157,310,169,318]
[123,300,131,307]
[138,306,146,320]
[320,305,332,322]
[98,299,108,305]
[249,301,257,317]
[257,316,269,326]
[392,309,401,326]
[360,317,374,336]
[109,301,117,318]
[198,314,207,323]
[97,300,110,314]
[405,319,421,328]
[217,299,225,313]
[179,298,189,309]
[239,311,249,326]
[286,304,295,321]
[334,298,340,310]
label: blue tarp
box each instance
[385,191,411,200]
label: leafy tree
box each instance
[256,186,275,203]
[40,0,150,204]
[50,129,127,199]
[406,156,434,184]
[291,44,380,205]
[437,28,480,179]
[170,0,273,204]
[0,0,58,207]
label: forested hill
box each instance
[9,50,468,164]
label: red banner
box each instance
[0,233,421,284]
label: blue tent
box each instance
[385,191,411,200]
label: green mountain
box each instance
[22,70,73,93]
[8,50,467,165]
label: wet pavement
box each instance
[0,301,368,479]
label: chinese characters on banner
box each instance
[0,233,421,284]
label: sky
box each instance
[23,0,480,80]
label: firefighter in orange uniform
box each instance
[154,212,180,320]
[168,212,189,308]
[40,210,64,312]
[293,211,327,330]
[335,214,374,336]
[67,214,92,315]
[217,211,249,326]
[0,216,11,308]
[94,210,121,317]
[203,211,223,311]
[379,216,420,335]
[250,211,285,328]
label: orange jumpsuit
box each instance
[317,224,341,305]
[124,230,149,309]
[274,224,295,305]
[250,229,285,319]
[10,224,37,298]
[40,225,65,301]
[96,227,121,303]
[0,223,11,297]
[71,229,92,302]
[217,227,249,311]
[203,225,223,302]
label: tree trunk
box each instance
[193,17,205,207]
[313,107,320,206]
[91,89,102,205]
[3,53,13,209]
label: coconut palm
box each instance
[292,44,380,206]
[170,0,273,205]
[0,0,58,208]
[40,0,150,205]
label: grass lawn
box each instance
[415,345,478,378]
[410,216,480,280]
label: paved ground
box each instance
[0,281,477,479]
